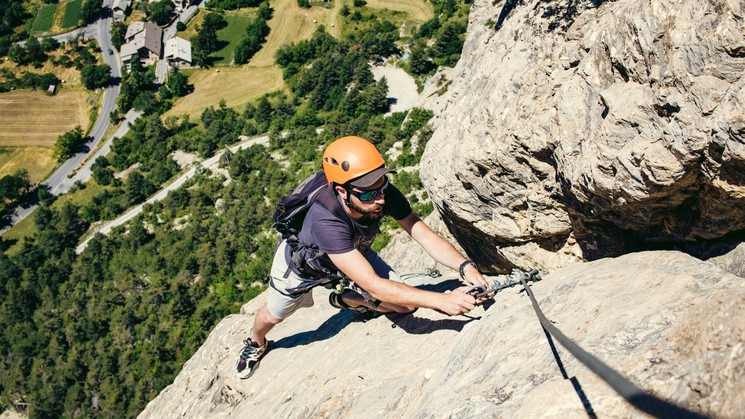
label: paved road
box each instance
[0,2,124,235]
[47,2,121,195]
[76,134,270,253]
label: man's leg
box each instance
[237,291,313,379]
[340,291,415,313]
[339,250,416,313]
[251,305,283,345]
[237,240,314,379]
[237,309,274,379]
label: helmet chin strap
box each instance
[343,186,351,206]
[332,182,352,206]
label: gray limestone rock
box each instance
[420,0,745,272]
[139,248,744,418]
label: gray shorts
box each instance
[266,240,399,320]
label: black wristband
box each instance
[459,260,476,280]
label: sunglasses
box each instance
[347,180,389,202]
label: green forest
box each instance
[0,0,471,417]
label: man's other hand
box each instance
[438,288,477,316]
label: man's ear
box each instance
[334,184,347,199]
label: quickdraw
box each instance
[399,268,442,281]
[465,268,542,299]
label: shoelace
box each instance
[240,339,267,360]
[240,340,259,360]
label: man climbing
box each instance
[236,135,488,379]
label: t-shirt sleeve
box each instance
[383,184,413,220]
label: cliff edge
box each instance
[139,220,744,417]
[420,0,745,272]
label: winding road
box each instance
[46,7,122,196]
[0,1,125,234]
[75,134,270,253]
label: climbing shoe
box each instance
[329,291,376,313]
[329,291,386,322]
[236,337,268,379]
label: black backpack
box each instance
[272,171,329,243]
[270,172,358,295]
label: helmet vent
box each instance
[325,157,339,166]
[341,161,350,171]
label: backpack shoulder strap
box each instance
[314,184,351,223]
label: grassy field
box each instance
[0,41,90,149]
[164,66,283,120]
[250,0,342,66]
[166,0,342,119]
[0,48,84,86]
[0,89,89,147]
[213,11,258,66]
[2,211,38,255]
[57,181,113,208]
[0,147,56,183]
[344,0,433,38]
[61,0,82,28]
[365,0,434,22]
[177,9,204,40]
[32,3,58,32]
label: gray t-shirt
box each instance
[285,183,412,280]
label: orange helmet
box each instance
[322,136,395,187]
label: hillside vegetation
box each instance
[0,147,55,183]
[0,0,471,417]
[165,0,439,120]
[165,0,343,119]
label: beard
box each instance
[348,199,384,225]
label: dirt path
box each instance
[75,134,270,254]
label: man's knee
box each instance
[258,305,284,325]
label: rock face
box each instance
[138,0,745,417]
[420,0,745,273]
[139,240,744,418]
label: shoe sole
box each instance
[237,359,261,379]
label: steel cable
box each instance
[518,273,708,419]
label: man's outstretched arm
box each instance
[328,250,476,316]
[397,212,489,288]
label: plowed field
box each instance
[0,89,89,147]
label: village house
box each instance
[112,0,132,21]
[120,21,163,68]
[171,0,195,12]
[164,37,192,68]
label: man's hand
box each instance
[462,262,489,288]
[437,288,477,316]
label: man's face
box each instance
[344,177,387,225]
